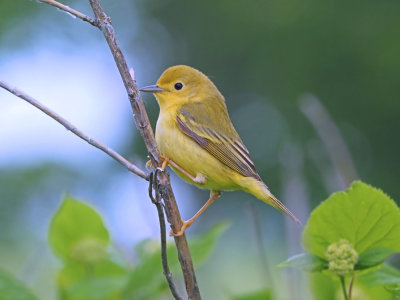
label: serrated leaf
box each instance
[302,181,400,259]
[356,248,397,270]
[49,196,110,262]
[279,253,328,272]
[359,264,400,286]
[0,269,38,300]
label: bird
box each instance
[140,65,301,236]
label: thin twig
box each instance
[149,170,183,300]
[0,80,149,181]
[87,1,201,299]
[38,0,98,26]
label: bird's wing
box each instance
[176,99,261,180]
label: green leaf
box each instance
[189,221,231,266]
[359,264,400,286]
[57,260,127,289]
[123,221,230,300]
[57,260,127,300]
[385,284,400,296]
[279,253,328,272]
[63,277,125,300]
[302,181,400,259]
[359,264,400,297]
[0,269,38,300]
[356,248,397,270]
[309,272,339,300]
[310,271,393,300]
[134,238,160,261]
[49,196,110,263]
[123,241,168,300]
[231,288,272,300]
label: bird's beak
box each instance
[139,84,163,93]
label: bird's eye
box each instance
[174,82,184,90]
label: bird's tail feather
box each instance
[249,181,302,226]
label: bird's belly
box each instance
[155,119,239,191]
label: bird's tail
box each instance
[248,180,302,226]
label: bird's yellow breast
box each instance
[155,107,242,191]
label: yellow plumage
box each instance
[140,65,300,236]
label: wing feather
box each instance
[177,101,260,180]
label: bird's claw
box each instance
[147,156,170,172]
[169,219,193,237]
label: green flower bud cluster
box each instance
[326,239,358,276]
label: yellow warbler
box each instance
[140,65,300,236]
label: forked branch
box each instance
[87,1,201,299]
[4,0,202,299]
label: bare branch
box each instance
[24,0,201,298]
[87,1,202,299]
[0,80,149,180]
[39,0,98,26]
[149,171,183,300]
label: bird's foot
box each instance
[156,155,170,172]
[146,155,170,172]
[169,219,194,237]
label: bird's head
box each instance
[140,65,222,110]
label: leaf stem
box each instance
[348,275,355,300]
[340,276,349,300]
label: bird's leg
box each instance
[152,155,206,185]
[159,155,170,171]
[145,155,170,170]
[170,190,221,237]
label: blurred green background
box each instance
[1,0,399,299]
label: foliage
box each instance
[0,269,38,300]
[49,196,110,263]
[282,181,400,299]
[302,181,400,259]
[2,1,400,299]
[0,195,227,299]
[231,288,272,300]
[123,221,230,299]
[309,271,393,300]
